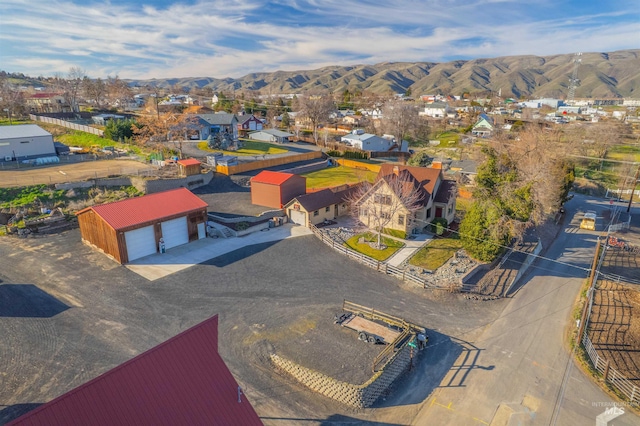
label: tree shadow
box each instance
[0,284,69,318]
[0,403,43,424]
[376,332,492,408]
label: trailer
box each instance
[335,312,401,344]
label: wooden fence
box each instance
[30,114,104,136]
[308,224,445,290]
[216,151,323,175]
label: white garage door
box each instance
[289,210,306,226]
[125,225,157,261]
[161,217,189,249]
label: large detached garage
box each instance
[76,188,208,264]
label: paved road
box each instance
[407,194,639,425]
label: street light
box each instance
[3,108,11,125]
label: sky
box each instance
[0,0,639,80]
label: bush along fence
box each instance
[578,239,640,406]
[30,114,104,136]
[308,224,447,290]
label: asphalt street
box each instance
[406,194,639,425]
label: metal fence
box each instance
[579,241,640,405]
[29,114,104,136]
[308,224,446,289]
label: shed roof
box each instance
[251,170,300,185]
[76,188,208,231]
[0,124,52,139]
[177,158,201,166]
[8,315,262,426]
[250,129,294,138]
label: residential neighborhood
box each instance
[1,49,640,425]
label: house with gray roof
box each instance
[197,113,239,140]
[249,129,294,144]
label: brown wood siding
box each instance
[77,210,122,263]
[279,177,306,207]
[251,182,283,208]
[79,206,207,264]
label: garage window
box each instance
[314,210,319,216]
[325,206,330,212]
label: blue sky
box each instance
[0,0,638,79]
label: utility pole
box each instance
[627,165,640,213]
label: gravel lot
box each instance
[0,228,507,424]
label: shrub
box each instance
[326,150,343,157]
[430,218,448,235]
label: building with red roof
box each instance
[8,315,262,426]
[176,158,201,176]
[250,170,306,209]
[76,188,208,263]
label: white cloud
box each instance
[0,0,638,79]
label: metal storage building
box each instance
[76,188,208,264]
[0,124,56,161]
[250,170,306,209]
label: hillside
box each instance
[126,50,640,98]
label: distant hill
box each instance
[126,49,640,99]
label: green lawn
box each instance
[409,237,463,270]
[606,145,640,163]
[302,165,376,190]
[197,140,288,156]
[344,232,404,261]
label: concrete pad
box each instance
[126,224,313,281]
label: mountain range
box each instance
[129,49,640,99]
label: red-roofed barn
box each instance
[76,188,208,263]
[250,170,306,209]
[8,315,262,426]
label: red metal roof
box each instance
[251,170,298,185]
[76,188,208,230]
[177,158,201,166]
[8,315,262,426]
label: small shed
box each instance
[177,158,201,176]
[76,188,208,264]
[250,170,306,208]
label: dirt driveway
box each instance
[0,229,506,424]
[0,159,156,188]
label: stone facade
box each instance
[270,339,417,408]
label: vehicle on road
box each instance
[580,210,597,230]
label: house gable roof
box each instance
[377,165,442,202]
[433,179,457,203]
[198,113,238,126]
[251,170,300,185]
[285,184,360,212]
[8,315,261,426]
[76,188,208,231]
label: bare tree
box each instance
[348,172,424,248]
[0,76,26,119]
[295,92,334,145]
[83,77,106,109]
[381,99,418,146]
[54,67,86,112]
[107,76,133,112]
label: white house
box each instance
[341,133,401,152]
[0,124,56,161]
[249,129,294,144]
[418,102,452,118]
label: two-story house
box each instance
[356,165,456,236]
[236,113,264,137]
